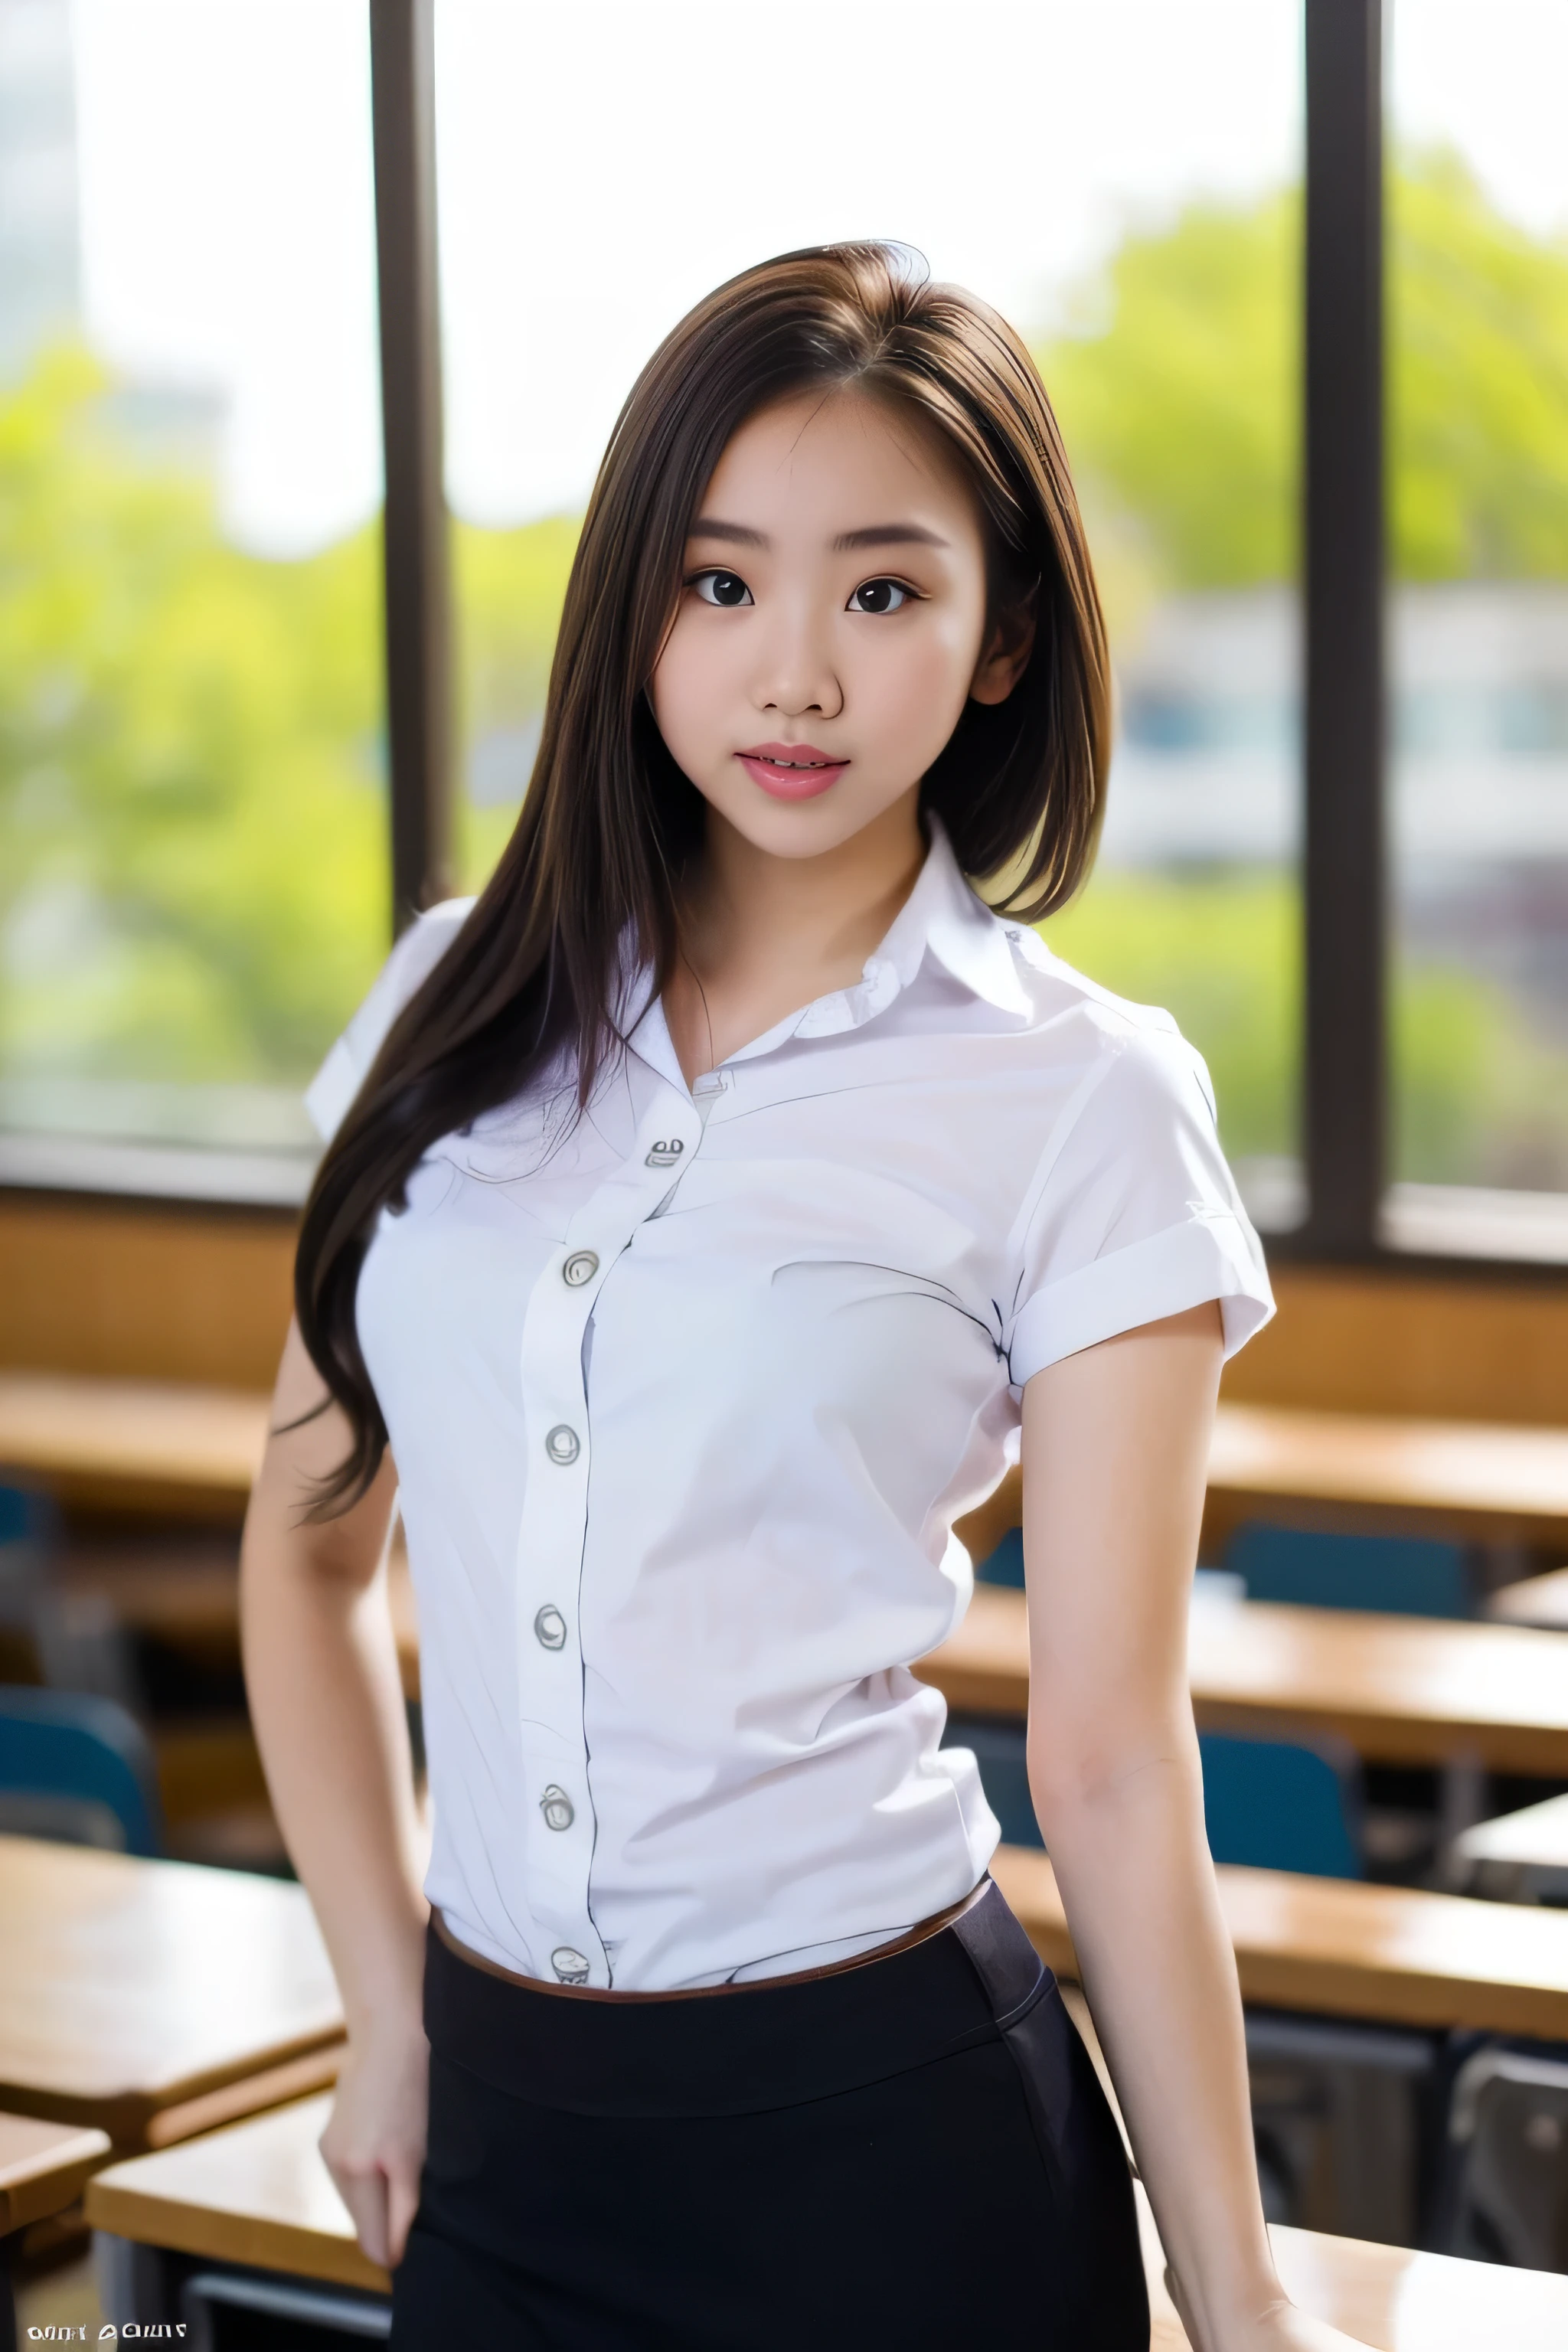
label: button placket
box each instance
[512,1233,606,1976]
[510,1093,701,1988]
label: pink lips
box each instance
[736,741,849,801]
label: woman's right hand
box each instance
[318,2017,431,2271]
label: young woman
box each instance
[241,243,1373,2350]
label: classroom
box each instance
[3,2,1568,2346]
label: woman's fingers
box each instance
[326,2152,421,2269]
[323,2145,394,2269]
[318,2034,429,2271]
[384,2157,424,2269]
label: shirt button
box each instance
[544,1425,581,1465]
[645,1138,684,1167]
[562,1250,599,1287]
[552,1946,590,1985]
[539,1784,575,1832]
[534,1604,567,1650]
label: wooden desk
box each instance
[0,1836,343,2151]
[920,1582,1568,1777]
[85,2089,1568,2351]
[994,1844,1568,2040]
[1207,1403,1568,1547]
[1488,1563,1568,1632]
[956,1402,1568,1567]
[1452,1791,1568,1904]
[1142,2187,1568,2350]
[0,1374,268,1519]
[2,2113,113,2352]
[87,2094,387,2298]
[0,2112,110,2236]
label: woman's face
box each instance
[650,388,1030,862]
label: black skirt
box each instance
[390,1880,1149,2350]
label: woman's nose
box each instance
[752,603,844,721]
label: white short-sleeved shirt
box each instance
[305,818,1274,1993]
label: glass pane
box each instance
[0,0,387,1200]
[437,0,1305,1220]
[1386,0,1568,1257]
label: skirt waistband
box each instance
[429,1880,986,2003]
[422,1877,1054,2119]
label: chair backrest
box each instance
[0,1483,60,1549]
[942,1718,1364,1875]
[0,1481,57,1631]
[1199,1730,1364,1879]
[1441,2046,1568,2271]
[975,1527,1026,1589]
[1224,1521,1475,1619]
[0,1684,164,1857]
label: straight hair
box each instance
[295,240,1110,1511]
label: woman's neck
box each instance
[662,790,926,1086]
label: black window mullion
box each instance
[1299,0,1387,1258]
[371,0,454,936]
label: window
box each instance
[436,0,1305,1227]
[1383,0,1568,1259]
[0,0,386,1201]
[7,0,1563,1273]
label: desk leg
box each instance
[2,2230,16,2352]
[1438,1750,1488,1887]
[92,2231,178,2332]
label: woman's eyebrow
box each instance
[687,519,950,552]
[834,523,949,551]
[689,518,766,546]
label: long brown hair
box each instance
[296,240,1109,1511]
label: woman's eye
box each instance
[691,570,753,608]
[848,578,913,615]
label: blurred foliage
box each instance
[452,513,578,891]
[0,346,386,1083]
[1040,872,1568,1188]
[1037,152,1568,1187]
[0,345,580,1085]
[4,150,1568,1189]
[1042,189,1299,594]
[1040,872,1298,1165]
[1392,156,1568,580]
[1041,150,1568,596]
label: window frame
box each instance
[8,0,1566,1279]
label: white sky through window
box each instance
[66,0,1567,555]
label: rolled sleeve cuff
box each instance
[1007,1214,1275,1387]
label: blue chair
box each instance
[0,1484,60,1550]
[0,1685,164,1856]
[942,1717,1364,1877]
[1200,1730,1363,1879]
[975,1526,1025,1589]
[1224,1522,1474,1620]
[942,1714,1041,1847]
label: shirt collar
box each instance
[625,813,1032,1084]
[870,814,1033,1020]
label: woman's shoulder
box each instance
[1002,925,1216,1118]
[304,897,478,1144]
[384,897,479,994]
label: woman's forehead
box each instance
[694,389,978,540]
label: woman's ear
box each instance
[969,588,1038,707]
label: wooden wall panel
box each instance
[0,1198,295,1392]
[1223,1265,1568,1428]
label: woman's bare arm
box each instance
[240,1315,428,2269]
[1021,1303,1370,2352]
